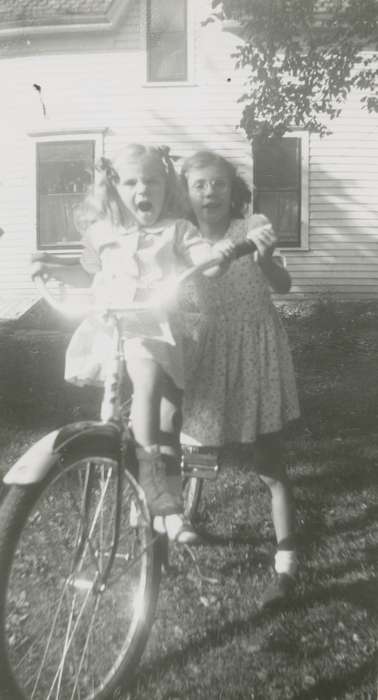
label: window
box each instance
[253,134,308,248]
[36,140,95,249]
[147,0,188,82]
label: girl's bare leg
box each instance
[252,434,298,606]
[258,472,298,606]
[126,357,179,516]
[127,357,198,542]
[127,357,161,447]
[258,473,296,547]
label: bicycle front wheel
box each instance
[0,445,161,700]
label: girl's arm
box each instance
[246,215,291,294]
[31,229,101,287]
[175,220,228,277]
[31,253,93,287]
[258,255,291,294]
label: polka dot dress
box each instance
[181,219,300,446]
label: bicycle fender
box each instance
[4,421,120,486]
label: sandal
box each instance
[172,520,201,545]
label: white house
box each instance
[0,0,377,320]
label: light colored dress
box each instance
[181,218,300,446]
[65,217,212,389]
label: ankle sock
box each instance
[137,443,160,456]
[274,549,298,577]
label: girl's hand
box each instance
[200,239,234,277]
[246,215,292,293]
[246,214,277,260]
[212,238,236,263]
[208,238,235,275]
[31,252,56,280]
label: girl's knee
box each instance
[258,472,288,492]
[160,375,183,437]
[248,432,285,478]
[128,359,160,393]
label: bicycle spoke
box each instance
[31,577,75,698]
[1,454,160,700]
[69,596,101,700]
[64,462,115,577]
[45,586,93,700]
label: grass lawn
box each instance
[1,299,378,699]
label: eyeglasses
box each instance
[190,179,230,193]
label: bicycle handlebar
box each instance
[33,239,257,319]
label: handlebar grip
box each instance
[46,254,80,266]
[232,239,257,259]
[32,252,79,266]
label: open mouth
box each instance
[137,201,153,213]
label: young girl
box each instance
[180,150,300,606]
[32,144,228,544]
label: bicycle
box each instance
[0,240,255,700]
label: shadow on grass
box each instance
[131,575,378,698]
[130,604,276,693]
[194,527,262,548]
[285,576,378,617]
[290,655,378,700]
[297,500,378,553]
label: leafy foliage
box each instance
[209,0,378,139]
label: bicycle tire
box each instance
[0,442,161,700]
[183,476,203,521]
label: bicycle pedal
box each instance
[182,455,219,481]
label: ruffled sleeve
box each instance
[173,219,212,267]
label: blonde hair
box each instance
[75,143,186,233]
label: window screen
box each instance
[37,141,94,248]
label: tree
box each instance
[207,0,378,139]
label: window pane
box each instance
[253,137,301,247]
[254,191,300,246]
[254,138,300,189]
[37,141,94,248]
[147,0,187,81]
[149,32,187,81]
[149,0,186,31]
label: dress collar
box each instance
[121,217,175,236]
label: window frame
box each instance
[252,130,309,251]
[29,128,106,255]
[143,0,195,87]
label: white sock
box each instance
[153,516,166,534]
[275,550,298,577]
[164,514,185,540]
[143,444,160,455]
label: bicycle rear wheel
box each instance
[0,445,161,700]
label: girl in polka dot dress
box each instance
[180,150,300,607]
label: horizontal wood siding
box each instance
[285,95,378,300]
[0,0,377,308]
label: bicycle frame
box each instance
[6,242,257,488]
